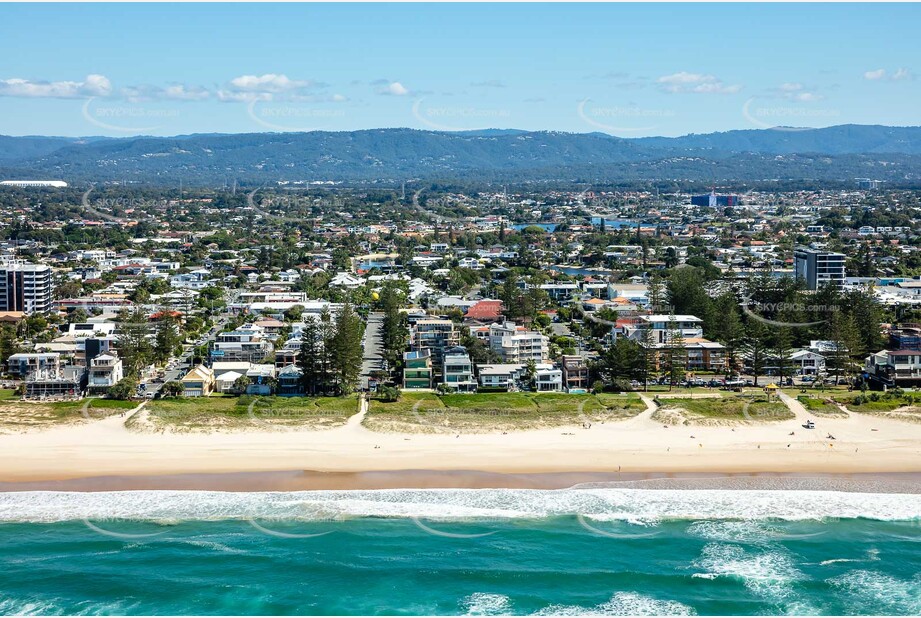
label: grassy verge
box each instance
[653,394,792,426]
[0,396,137,433]
[796,395,847,417]
[365,391,645,433]
[832,393,921,422]
[135,394,358,432]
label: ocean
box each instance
[0,485,920,615]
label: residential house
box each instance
[181,365,216,397]
[277,364,303,396]
[403,350,433,389]
[561,355,590,392]
[442,346,477,393]
[87,352,124,391]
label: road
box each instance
[145,314,233,396]
[360,312,384,390]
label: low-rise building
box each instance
[87,352,124,391]
[181,365,215,397]
[403,350,433,389]
[7,352,60,377]
[561,355,590,392]
[442,346,477,393]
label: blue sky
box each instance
[0,3,918,137]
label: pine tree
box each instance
[772,326,794,385]
[299,319,323,395]
[666,315,687,390]
[329,302,364,395]
[153,309,182,364]
[743,319,769,386]
[714,292,743,376]
[641,326,658,391]
[117,309,153,377]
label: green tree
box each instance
[328,302,364,394]
[743,319,769,386]
[116,309,153,377]
[107,376,137,400]
[153,310,183,364]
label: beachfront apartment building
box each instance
[6,352,60,377]
[487,321,549,363]
[403,350,433,390]
[623,315,705,344]
[442,346,477,393]
[409,318,459,374]
[477,362,562,392]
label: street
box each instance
[360,312,384,390]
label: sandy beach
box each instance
[1,393,921,488]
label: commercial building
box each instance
[794,247,846,290]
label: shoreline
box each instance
[3,468,921,494]
[2,397,921,488]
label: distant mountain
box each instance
[1,125,919,186]
[635,125,921,156]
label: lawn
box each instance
[796,395,847,417]
[137,394,359,432]
[364,391,645,433]
[835,392,921,420]
[0,396,137,432]
[653,394,792,425]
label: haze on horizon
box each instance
[0,3,918,138]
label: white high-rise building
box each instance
[0,262,54,313]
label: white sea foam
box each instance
[829,570,921,615]
[692,543,818,615]
[462,592,514,615]
[0,488,919,523]
[533,592,695,616]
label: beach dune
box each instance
[1,395,921,487]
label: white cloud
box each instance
[122,84,210,102]
[773,82,822,102]
[216,90,273,103]
[162,85,210,101]
[378,81,410,96]
[864,67,914,82]
[229,73,311,93]
[657,72,741,94]
[330,93,348,102]
[0,74,112,98]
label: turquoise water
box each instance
[1,488,920,615]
